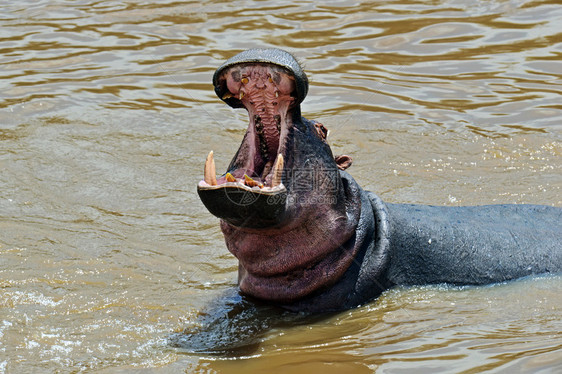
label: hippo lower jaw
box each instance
[197,150,288,229]
[218,170,364,304]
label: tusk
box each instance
[271,154,284,187]
[204,151,217,186]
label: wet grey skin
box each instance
[173,48,562,354]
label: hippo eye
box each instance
[241,77,249,84]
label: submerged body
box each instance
[385,201,561,286]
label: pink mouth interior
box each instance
[216,63,296,187]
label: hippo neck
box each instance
[279,189,392,312]
[220,172,364,304]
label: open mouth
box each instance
[198,62,298,195]
[198,150,285,194]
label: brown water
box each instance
[1,0,561,372]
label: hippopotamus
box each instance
[173,48,562,352]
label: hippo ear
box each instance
[335,155,353,170]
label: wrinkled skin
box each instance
[177,48,562,353]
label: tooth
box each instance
[239,91,245,100]
[275,91,279,98]
[204,151,217,186]
[222,93,233,100]
[226,172,236,183]
[261,160,273,179]
[244,174,259,187]
[271,154,284,187]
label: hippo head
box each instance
[197,48,362,305]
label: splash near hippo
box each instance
[175,48,562,352]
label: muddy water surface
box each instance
[1,0,561,373]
